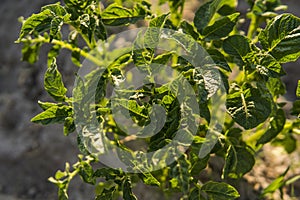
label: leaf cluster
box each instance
[17,0,300,199]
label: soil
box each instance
[0,0,299,199]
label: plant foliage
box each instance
[17,0,300,199]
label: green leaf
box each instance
[48,44,61,66]
[166,32,201,65]
[223,35,252,65]
[78,160,96,185]
[261,167,289,197]
[217,0,237,16]
[226,83,272,129]
[113,99,149,119]
[78,13,98,43]
[251,0,283,16]
[71,51,81,67]
[54,170,67,180]
[266,77,286,97]
[169,153,191,194]
[72,74,86,113]
[94,168,123,181]
[286,174,300,186]
[152,52,173,64]
[164,0,184,12]
[297,80,300,97]
[64,117,75,136]
[41,3,67,17]
[50,16,63,41]
[189,187,206,200]
[272,132,297,153]
[63,0,94,22]
[38,101,58,110]
[144,13,169,50]
[194,0,226,34]
[194,67,222,100]
[49,165,70,200]
[68,31,82,66]
[102,3,147,26]
[190,153,210,176]
[95,187,117,200]
[44,58,67,101]
[85,68,108,104]
[123,178,137,200]
[58,187,69,200]
[257,109,286,145]
[31,105,71,125]
[95,19,107,41]
[18,9,53,39]
[223,145,255,179]
[291,100,300,116]
[225,128,243,145]
[199,102,211,123]
[258,14,300,63]
[180,21,200,40]
[132,31,152,67]
[149,13,169,28]
[207,49,231,72]
[140,173,160,186]
[256,53,285,77]
[219,69,230,93]
[201,181,240,200]
[202,13,240,41]
[21,41,42,64]
[108,53,132,69]
[133,1,151,17]
[109,67,125,87]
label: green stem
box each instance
[179,0,185,21]
[81,33,97,49]
[81,34,94,49]
[169,0,185,26]
[243,65,248,82]
[247,14,259,39]
[67,21,96,49]
[20,36,103,67]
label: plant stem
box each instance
[243,65,248,82]
[247,14,259,39]
[20,36,103,67]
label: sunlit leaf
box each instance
[261,167,289,197]
[202,13,240,41]
[31,105,71,125]
[223,145,255,179]
[194,0,227,34]
[102,3,148,26]
[201,181,240,200]
[123,178,137,200]
[257,108,286,145]
[226,83,272,129]
[259,14,300,63]
[44,58,67,101]
[297,80,300,97]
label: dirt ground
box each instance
[0,0,299,199]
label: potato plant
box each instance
[17,0,300,199]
